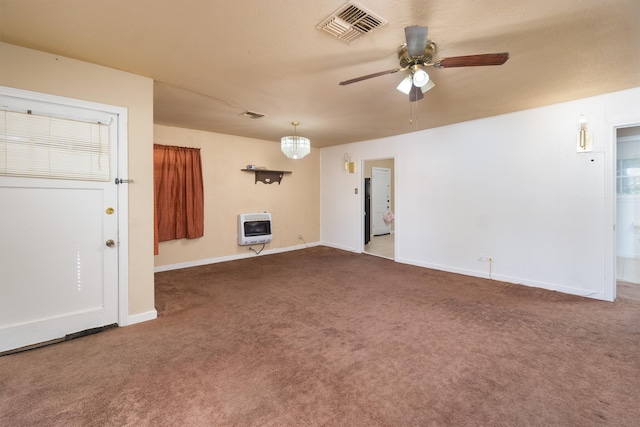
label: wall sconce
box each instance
[577,114,593,152]
[343,153,355,173]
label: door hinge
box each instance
[115,178,134,185]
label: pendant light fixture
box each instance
[281,121,310,159]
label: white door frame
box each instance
[606,118,640,302]
[0,86,129,326]
[371,166,391,236]
[359,157,396,256]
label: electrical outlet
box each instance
[298,234,303,240]
[478,255,492,262]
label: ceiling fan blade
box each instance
[405,25,428,57]
[435,52,509,68]
[409,84,424,102]
[339,68,404,86]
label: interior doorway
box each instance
[363,159,394,259]
[616,125,640,302]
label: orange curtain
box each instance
[154,144,204,255]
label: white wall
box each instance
[321,88,640,301]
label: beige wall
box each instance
[154,124,320,267]
[0,43,155,317]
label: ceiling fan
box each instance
[339,25,509,102]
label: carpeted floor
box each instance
[1,246,639,426]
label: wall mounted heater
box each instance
[237,212,272,246]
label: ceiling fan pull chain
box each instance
[409,99,415,125]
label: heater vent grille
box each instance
[317,1,387,44]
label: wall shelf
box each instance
[241,169,291,185]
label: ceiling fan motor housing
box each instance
[398,41,436,68]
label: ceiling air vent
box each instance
[240,111,265,119]
[317,1,387,44]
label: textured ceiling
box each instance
[1,0,638,147]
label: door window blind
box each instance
[0,110,110,181]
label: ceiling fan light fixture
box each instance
[409,85,424,102]
[420,79,436,93]
[396,76,413,95]
[281,121,310,159]
[412,68,429,87]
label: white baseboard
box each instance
[124,309,157,326]
[320,241,359,253]
[396,257,609,301]
[154,242,321,273]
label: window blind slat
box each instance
[0,110,110,181]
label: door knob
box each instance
[105,239,115,248]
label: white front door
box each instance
[0,89,120,353]
[372,167,391,236]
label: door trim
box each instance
[607,118,640,301]
[114,102,130,326]
[360,157,396,258]
[371,166,391,236]
[0,85,129,325]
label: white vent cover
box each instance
[317,1,387,44]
